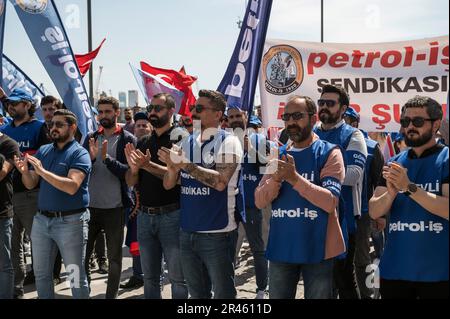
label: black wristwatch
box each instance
[403,183,418,197]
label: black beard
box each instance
[319,110,340,125]
[287,123,311,143]
[149,114,169,128]
[100,118,116,129]
[13,112,26,121]
[230,122,245,130]
[405,129,433,147]
[125,116,132,121]
[51,132,70,144]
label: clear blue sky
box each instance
[4,0,449,105]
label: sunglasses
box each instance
[281,112,313,122]
[400,117,436,128]
[190,104,219,114]
[318,99,338,108]
[48,121,68,129]
[146,104,168,113]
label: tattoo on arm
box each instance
[184,154,239,191]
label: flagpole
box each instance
[87,0,94,103]
[321,0,324,43]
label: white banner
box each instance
[259,36,449,132]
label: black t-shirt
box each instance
[137,127,180,207]
[0,134,20,218]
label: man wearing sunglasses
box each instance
[159,90,243,299]
[313,84,367,299]
[370,96,448,299]
[0,87,51,299]
[124,93,187,299]
[14,109,91,299]
[82,96,136,299]
[255,95,345,299]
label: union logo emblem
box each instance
[16,0,48,14]
[262,45,304,96]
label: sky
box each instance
[3,0,449,106]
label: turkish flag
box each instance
[140,62,197,116]
[75,38,106,77]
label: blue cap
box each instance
[344,107,360,121]
[249,115,262,127]
[6,88,34,103]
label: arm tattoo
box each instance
[184,154,239,190]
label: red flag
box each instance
[179,66,186,75]
[140,62,197,116]
[75,38,106,77]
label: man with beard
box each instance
[255,96,346,299]
[227,107,269,299]
[370,96,449,299]
[313,84,367,299]
[0,87,50,299]
[159,90,243,299]
[124,93,187,299]
[123,108,135,135]
[14,109,91,299]
[179,115,194,135]
[82,97,136,299]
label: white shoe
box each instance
[256,290,266,299]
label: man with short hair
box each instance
[123,108,135,134]
[14,109,91,299]
[41,96,62,129]
[160,90,243,299]
[125,93,187,299]
[255,96,346,299]
[370,96,448,299]
[0,87,51,298]
[314,84,367,299]
[83,96,136,299]
[0,132,20,299]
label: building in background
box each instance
[118,92,127,108]
[128,90,139,107]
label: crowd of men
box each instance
[0,83,448,299]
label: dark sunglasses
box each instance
[318,99,338,108]
[190,104,219,114]
[281,112,313,122]
[146,104,168,113]
[400,117,436,128]
[48,121,68,129]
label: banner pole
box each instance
[87,0,94,103]
[321,0,324,43]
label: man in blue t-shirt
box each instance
[14,109,91,299]
[370,96,449,299]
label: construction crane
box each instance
[94,66,103,103]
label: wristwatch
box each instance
[403,183,418,197]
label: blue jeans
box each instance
[180,230,237,299]
[31,211,90,299]
[137,210,187,299]
[242,208,268,292]
[269,259,334,299]
[0,218,13,299]
[133,255,143,280]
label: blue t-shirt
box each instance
[33,140,91,211]
[266,140,342,264]
[380,145,449,282]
